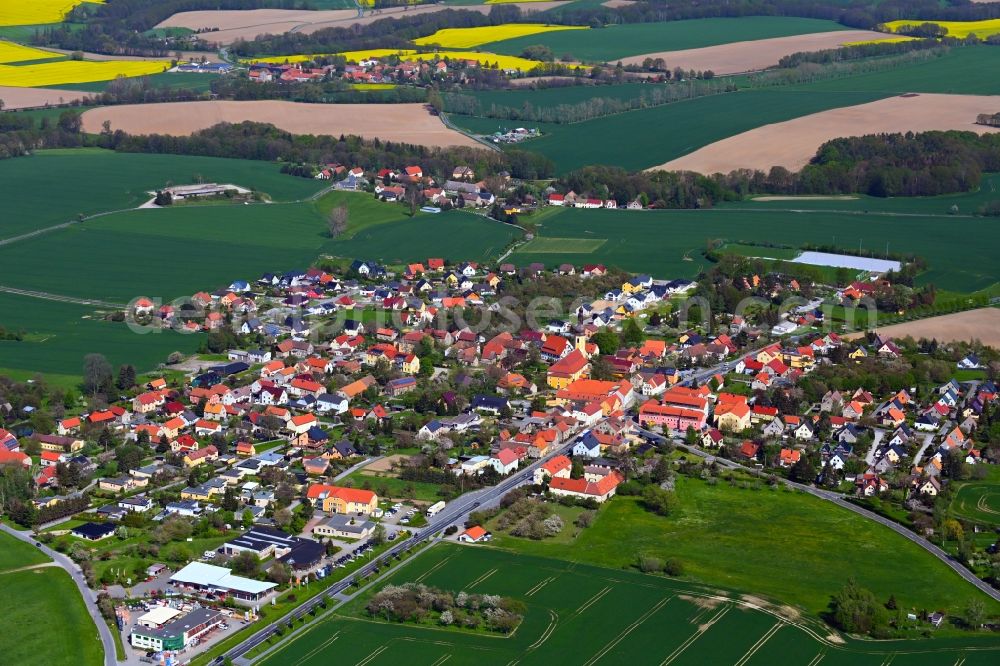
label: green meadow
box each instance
[485,479,999,617]
[257,543,1000,666]
[0,532,103,666]
[0,149,325,239]
[482,17,850,63]
[510,205,999,292]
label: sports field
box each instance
[510,205,999,292]
[259,544,1000,666]
[482,17,849,62]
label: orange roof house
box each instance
[306,484,378,514]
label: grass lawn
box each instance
[949,465,1000,528]
[259,543,1000,666]
[484,479,1000,617]
[0,149,324,240]
[46,71,221,92]
[482,17,849,63]
[342,471,444,503]
[0,530,49,571]
[508,206,1000,293]
[0,569,104,666]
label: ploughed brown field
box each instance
[620,30,887,75]
[655,93,1000,174]
[80,100,480,148]
[844,309,1000,348]
[0,85,90,109]
[157,3,570,44]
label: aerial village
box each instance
[0,163,997,661]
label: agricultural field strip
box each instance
[0,0,101,27]
[0,59,168,87]
[413,23,587,49]
[261,544,1000,666]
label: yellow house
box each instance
[546,349,590,390]
[181,485,221,501]
[848,347,868,361]
[183,445,219,468]
[399,354,420,375]
[714,402,751,432]
[621,280,643,295]
[307,484,379,515]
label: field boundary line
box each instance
[0,285,126,309]
[414,555,453,583]
[574,586,612,615]
[659,604,731,666]
[354,645,388,666]
[733,622,784,666]
[582,596,672,666]
[291,629,340,666]
[525,576,555,597]
[526,610,559,651]
[466,567,498,589]
[807,651,826,666]
[429,655,452,666]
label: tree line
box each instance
[550,131,1000,207]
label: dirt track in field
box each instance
[654,93,1000,174]
[157,3,569,44]
[81,100,481,148]
[619,30,886,73]
[843,308,1000,348]
[0,85,90,109]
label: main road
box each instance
[216,443,571,664]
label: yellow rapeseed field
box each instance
[0,0,104,27]
[0,40,62,64]
[413,23,586,49]
[0,59,168,87]
[840,35,919,47]
[250,49,543,71]
[884,18,1000,40]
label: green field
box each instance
[451,88,887,173]
[460,81,658,113]
[46,71,222,93]
[482,17,849,63]
[949,466,1000,528]
[510,206,999,292]
[449,47,1000,175]
[516,236,607,253]
[0,530,49,572]
[485,480,1000,616]
[259,544,1000,666]
[0,532,103,666]
[0,291,201,378]
[0,149,325,239]
[780,45,1000,96]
